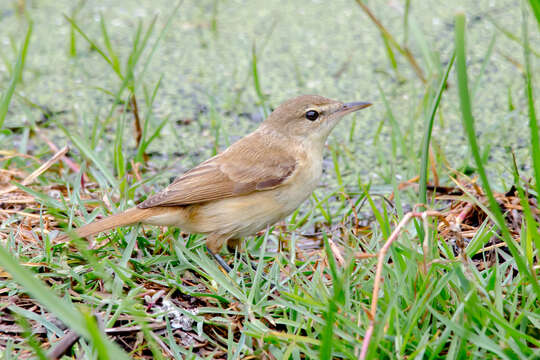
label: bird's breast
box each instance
[271,149,323,213]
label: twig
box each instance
[149,331,174,357]
[0,146,69,196]
[47,329,79,359]
[130,94,143,152]
[354,0,426,83]
[332,53,353,79]
[359,210,443,360]
[354,252,377,259]
[0,209,52,219]
[429,147,439,187]
[35,127,88,182]
[47,313,105,359]
[476,241,507,253]
[455,202,474,227]
[0,196,37,204]
[421,212,430,274]
[105,322,166,334]
[328,238,345,266]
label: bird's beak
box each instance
[336,101,372,116]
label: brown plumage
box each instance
[138,131,296,208]
[60,95,371,254]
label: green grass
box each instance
[0,1,539,359]
[455,12,539,296]
[0,18,32,129]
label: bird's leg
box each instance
[219,236,279,293]
[226,238,241,253]
[206,234,232,273]
[206,246,232,273]
[241,252,258,272]
[227,238,258,271]
[207,234,275,295]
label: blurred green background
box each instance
[1,0,537,191]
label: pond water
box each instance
[0,0,538,193]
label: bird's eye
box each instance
[305,110,319,121]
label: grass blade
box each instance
[529,0,540,29]
[64,14,117,72]
[454,12,539,296]
[471,34,496,98]
[419,51,455,208]
[522,1,540,202]
[251,42,267,115]
[61,128,118,188]
[0,20,32,128]
[377,81,405,158]
[0,245,130,359]
[136,1,183,89]
[100,13,121,75]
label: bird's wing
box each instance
[137,132,297,208]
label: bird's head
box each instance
[262,95,371,145]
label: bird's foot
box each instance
[206,246,232,273]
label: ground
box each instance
[0,0,539,359]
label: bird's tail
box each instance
[57,207,156,241]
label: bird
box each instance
[60,95,371,270]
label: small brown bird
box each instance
[62,95,370,268]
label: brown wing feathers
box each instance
[138,132,296,209]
